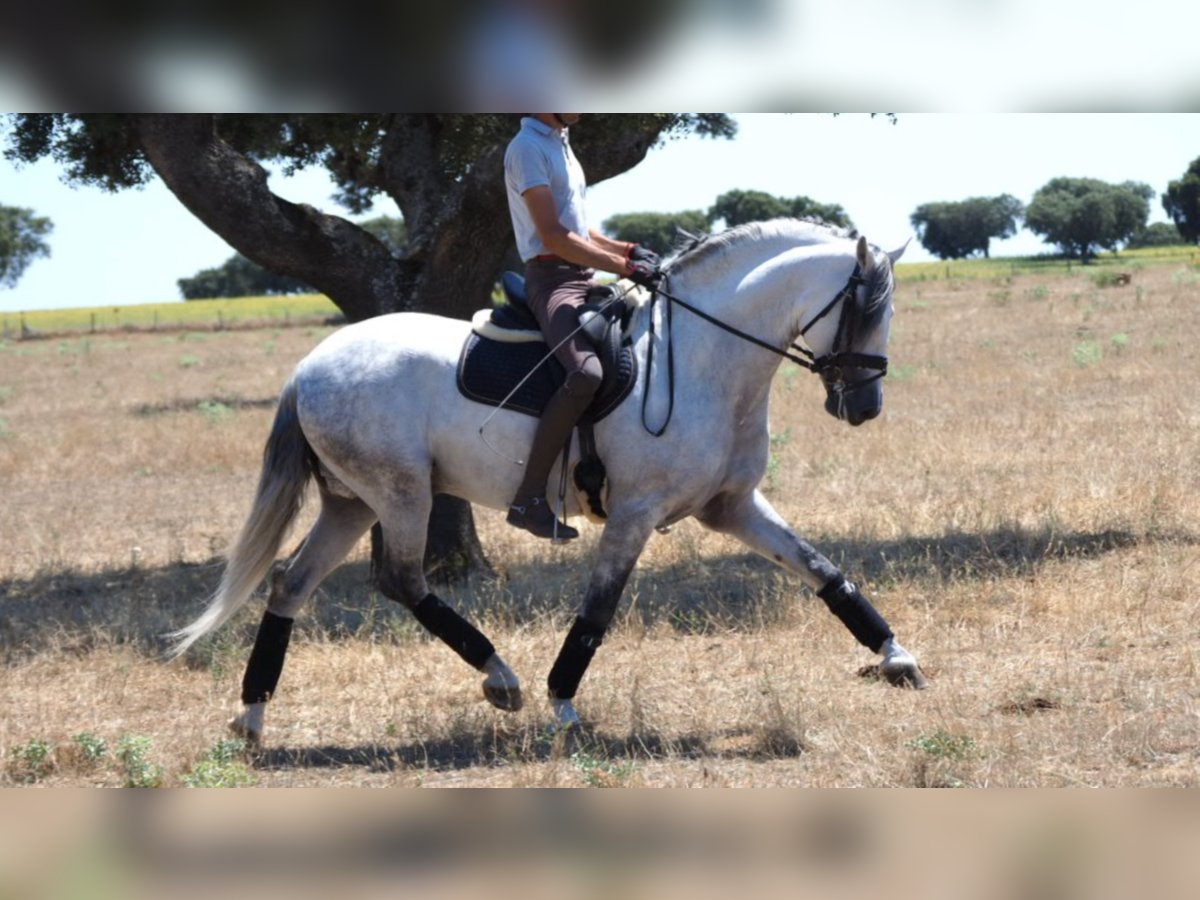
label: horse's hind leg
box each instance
[699,489,927,689]
[373,491,523,712]
[231,492,378,745]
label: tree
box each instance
[707,189,853,230]
[357,215,407,256]
[0,205,52,289]
[601,209,709,256]
[1126,221,1184,249]
[3,114,735,580]
[910,194,1023,260]
[179,253,314,300]
[1024,177,1153,261]
[1162,156,1200,244]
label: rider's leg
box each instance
[508,262,602,540]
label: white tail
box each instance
[168,377,313,658]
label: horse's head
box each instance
[815,236,906,427]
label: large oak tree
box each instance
[4,114,735,578]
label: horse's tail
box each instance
[168,376,313,658]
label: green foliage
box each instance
[570,745,637,787]
[197,399,234,423]
[1072,341,1102,367]
[1126,221,1183,249]
[708,189,853,230]
[179,253,313,300]
[72,732,108,763]
[601,209,709,256]
[0,204,53,289]
[908,730,976,760]
[116,734,163,788]
[1162,156,1200,244]
[4,114,735,213]
[9,738,55,783]
[910,194,1023,260]
[181,738,256,788]
[1025,177,1154,260]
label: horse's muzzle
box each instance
[824,381,882,426]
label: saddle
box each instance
[457,272,637,423]
[457,272,639,519]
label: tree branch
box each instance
[134,114,413,321]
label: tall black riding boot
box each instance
[508,386,586,541]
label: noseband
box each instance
[641,265,888,436]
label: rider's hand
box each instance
[626,255,663,290]
[627,244,662,269]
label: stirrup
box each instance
[507,496,579,542]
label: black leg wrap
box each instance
[817,576,893,653]
[241,610,294,705]
[547,616,607,700]
[411,593,495,670]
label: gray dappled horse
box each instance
[172,219,926,744]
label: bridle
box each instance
[640,263,889,436]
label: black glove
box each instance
[626,257,663,289]
[628,244,661,268]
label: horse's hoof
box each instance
[549,697,582,732]
[879,659,929,690]
[228,716,263,748]
[483,682,524,712]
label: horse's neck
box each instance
[633,243,845,421]
[668,239,852,354]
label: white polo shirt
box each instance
[504,117,589,262]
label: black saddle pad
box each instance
[456,330,636,423]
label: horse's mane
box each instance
[665,217,891,324]
[666,217,858,271]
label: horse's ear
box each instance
[856,235,871,271]
[887,238,912,265]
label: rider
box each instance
[504,114,662,540]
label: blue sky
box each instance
[1,113,1196,312]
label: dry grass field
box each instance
[2,260,1198,788]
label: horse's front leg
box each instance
[700,489,927,688]
[546,512,658,728]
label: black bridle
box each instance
[640,265,888,436]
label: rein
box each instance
[640,265,888,436]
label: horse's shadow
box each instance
[252,725,803,775]
[1,523,1189,660]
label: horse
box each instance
[170,218,926,745]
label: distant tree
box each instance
[0,205,52,289]
[179,253,314,300]
[357,215,407,255]
[910,194,1024,260]
[1025,177,1154,261]
[1126,221,1184,249]
[1162,156,1200,244]
[707,189,852,230]
[601,209,709,256]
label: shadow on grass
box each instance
[1,524,1192,660]
[253,724,801,775]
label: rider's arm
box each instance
[522,185,632,276]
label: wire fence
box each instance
[1,295,342,341]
